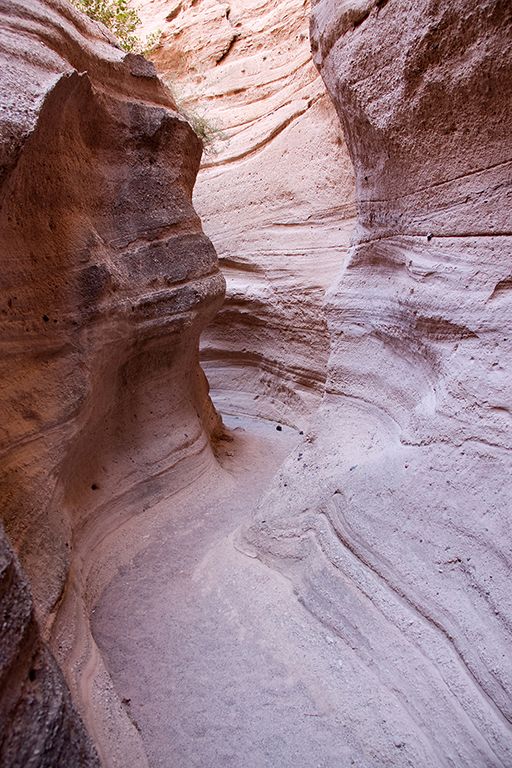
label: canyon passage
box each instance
[0,1,511,767]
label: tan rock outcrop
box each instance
[243,0,512,763]
[0,1,224,764]
[141,0,356,427]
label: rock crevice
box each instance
[137,0,356,427]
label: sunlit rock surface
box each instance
[141,0,356,427]
[0,1,224,764]
[243,0,512,764]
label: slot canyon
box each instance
[0,0,511,766]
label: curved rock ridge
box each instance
[0,1,224,764]
[139,0,356,427]
[242,0,512,764]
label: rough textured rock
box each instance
[0,519,100,767]
[0,1,224,764]
[242,0,512,763]
[140,0,356,426]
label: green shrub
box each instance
[71,1,223,150]
[166,78,227,153]
[71,0,160,54]
[184,111,226,152]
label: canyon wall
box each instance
[141,0,356,427]
[0,519,100,767]
[2,0,511,765]
[243,0,512,764]
[0,1,224,764]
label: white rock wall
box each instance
[143,0,356,427]
[242,0,512,763]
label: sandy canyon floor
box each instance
[91,412,422,768]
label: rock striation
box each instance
[3,0,511,764]
[243,0,512,764]
[0,1,224,764]
[140,0,356,427]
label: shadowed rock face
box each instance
[243,0,512,763]
[0,519,100,767]
[139,0,356,427]
[0,1,224,764]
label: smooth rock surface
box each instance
[94,414,459,768]
[0,1,224,764]
[140,0,356,427]
[241,0,512,764]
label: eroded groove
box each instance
[321,494,512,725]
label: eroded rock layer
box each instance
[0,1,224,764]
[243,0,512,764]
[140,0,356,426]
